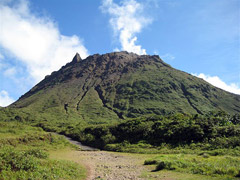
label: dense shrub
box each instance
[155,161,175,171]
[70,112,240,150]
[144,159,158,165]
[0,147,39,172]
[24,149,49,159]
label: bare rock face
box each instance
[11,51,240,123]
[72,53,82,63]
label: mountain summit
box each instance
[11,51,240,123]
[72,53,82,63]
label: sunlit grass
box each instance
[144,154,240,178]
[0,121,86,180]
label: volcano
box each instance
[10,51,240,123]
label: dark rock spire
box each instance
[72,53,82,63]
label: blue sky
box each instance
[0,0,239,106]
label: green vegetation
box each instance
[61,111,239,179]
[1,109,239,154]
[60,112,240,151]
[0,146,85,180]
[144,154,240,178]
[1,107,239,179]
[0,121,72,149]
[0,121,86,180]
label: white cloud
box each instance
[101,0,152,55]
[161,53,175,61]
[193,73,240,95]
[0,90,15,107]
[3,67,17,77]
[0,0,88,83]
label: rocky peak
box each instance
[72,53,82,63]
[106,51,139,60]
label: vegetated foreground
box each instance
[0,121,86,180]
[0,121,240,180]
[1,111,240,180]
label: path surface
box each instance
[63,135,99,151]
[79,151,148,180]
[60,134,152,180]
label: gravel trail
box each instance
[80,151,147,180]
[61,134,148,180]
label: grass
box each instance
[144,154,240,179]
[0,121,44,138]
[141,169,236,180]
[0,146,86,180]
[105,141,240,157]
[0,121,87,180]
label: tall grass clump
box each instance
[144,154,240,178]
[0,146,86,180]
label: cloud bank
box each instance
[101,0,152,55]
[193,73,240,95]
[0,90,15,107]
[0,0,88,83]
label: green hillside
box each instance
[9,51,240,124]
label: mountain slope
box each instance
[11,51,240,123]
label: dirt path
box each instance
[62,135,99,151]
[50,135,219,180]
[60,134,150,180]
[79,151,148,180]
